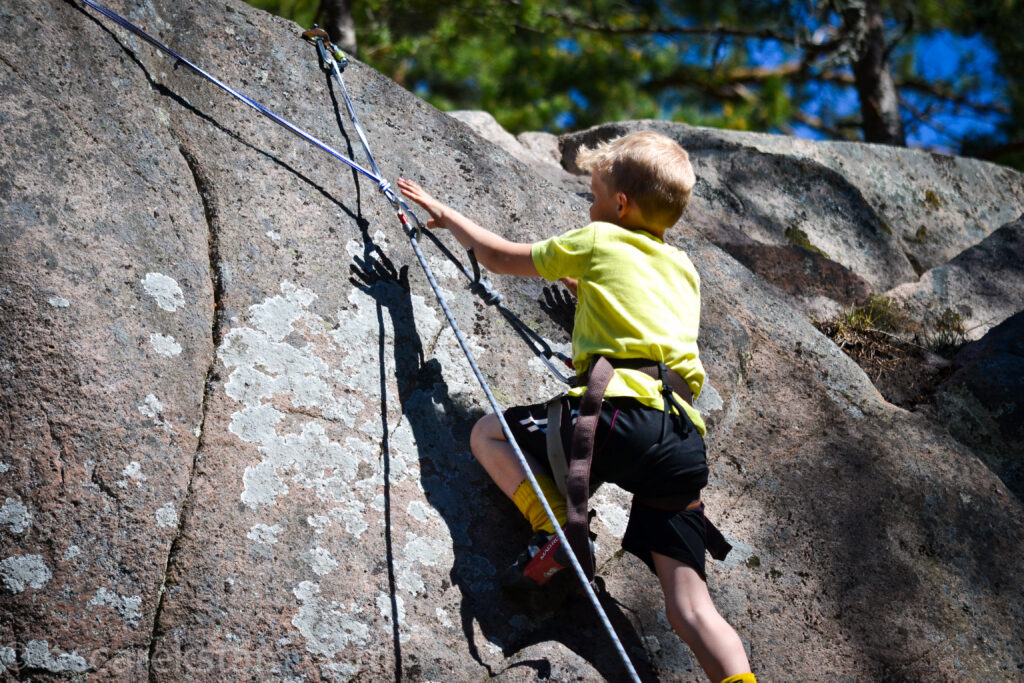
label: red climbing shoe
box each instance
[501,532,570,588]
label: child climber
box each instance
[398,130,755,683]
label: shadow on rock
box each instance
[349,230,656,680]
[775,421,1024,678]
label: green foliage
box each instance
[244,0,1021,166]
[246,0,319,28]
[923,307,967,358]
[843,295,910,335]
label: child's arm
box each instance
[398,178,539,278]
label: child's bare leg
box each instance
[470,412,544,499]
[652,551,751,682]
[471,412,568,538]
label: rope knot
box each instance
[378,179,392,196]
[469,279,503,306]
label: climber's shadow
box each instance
[350,233,656,681]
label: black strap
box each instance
[575,357,693,405]
[570,357,732,573]
[566,355,614,580]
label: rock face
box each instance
[561,121,1024,319]
[886,214,1024,341]
[2,1,1023,681]
[935,312,1024,500]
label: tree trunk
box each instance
[843,0,906,146]
[318,0,357,56]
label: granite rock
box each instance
[935,312,1024,499]
[886,214,1024,341]
[2,1,1023,681]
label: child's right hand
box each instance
[398,178,448,230]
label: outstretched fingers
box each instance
[397,177,446,228]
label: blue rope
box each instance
[305,31,574,385]
[76,3,637,678]
[304,33,641,683]
[78,0,380,186]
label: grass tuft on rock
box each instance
[814,296,958,406]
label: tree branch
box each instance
[884,11,914,60]
[539,8,845,55]
[791,109,861,140]
[897,77,1011,116]
[644,64,1009,119]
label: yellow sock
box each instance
[720,674,757,683]
[512,475,567,533]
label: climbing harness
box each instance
[74,2,637,680]
[551,357,731,579]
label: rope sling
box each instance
[75,2,643,680]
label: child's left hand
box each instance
[398,178,448,230]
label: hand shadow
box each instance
[350,246,410,292]
[539,284,576,336]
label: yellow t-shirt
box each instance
[531,221,707,435]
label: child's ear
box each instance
[616,192,629,218]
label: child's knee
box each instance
[664,602,696,638]
[470,413,502,456]
[665,601,715,642]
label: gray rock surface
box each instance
[886,214,1024,340]
[559,120,1024,318]
[2,1,1023,681]
[448,110,587,197]
[935,312,1024,499]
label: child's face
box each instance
[588,171,621,224]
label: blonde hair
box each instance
[576,130,696,228]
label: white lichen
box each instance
[155,502,178,528]
[303,547,339,576]
[406,500,437,524]
[594,500,629,538]
[247,523,283,545]
[307,514,331,533]
[138,395,163,419]
[376,592,405,622]
[142,272,185,312]
[0,497,31,534]
[118,460,148,489]
[0,554,51,593]
[47,296,70,308]
[291,581,370,658]
[149,333,182,357]
[694,380,724,413]
[89,587,143,626]
[21,641,88,674]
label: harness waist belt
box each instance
[575,357,693,405]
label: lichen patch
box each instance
[89,586,143,626]
[149,332,182,356]
[142,272,185,312]
[0,497,31,534]
[291,581,370,659]
[0,554,51,593]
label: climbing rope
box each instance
[301,27,574,384]
[299,29,640,683]
[73,3,638,679]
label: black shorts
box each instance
[505,395,714,579]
